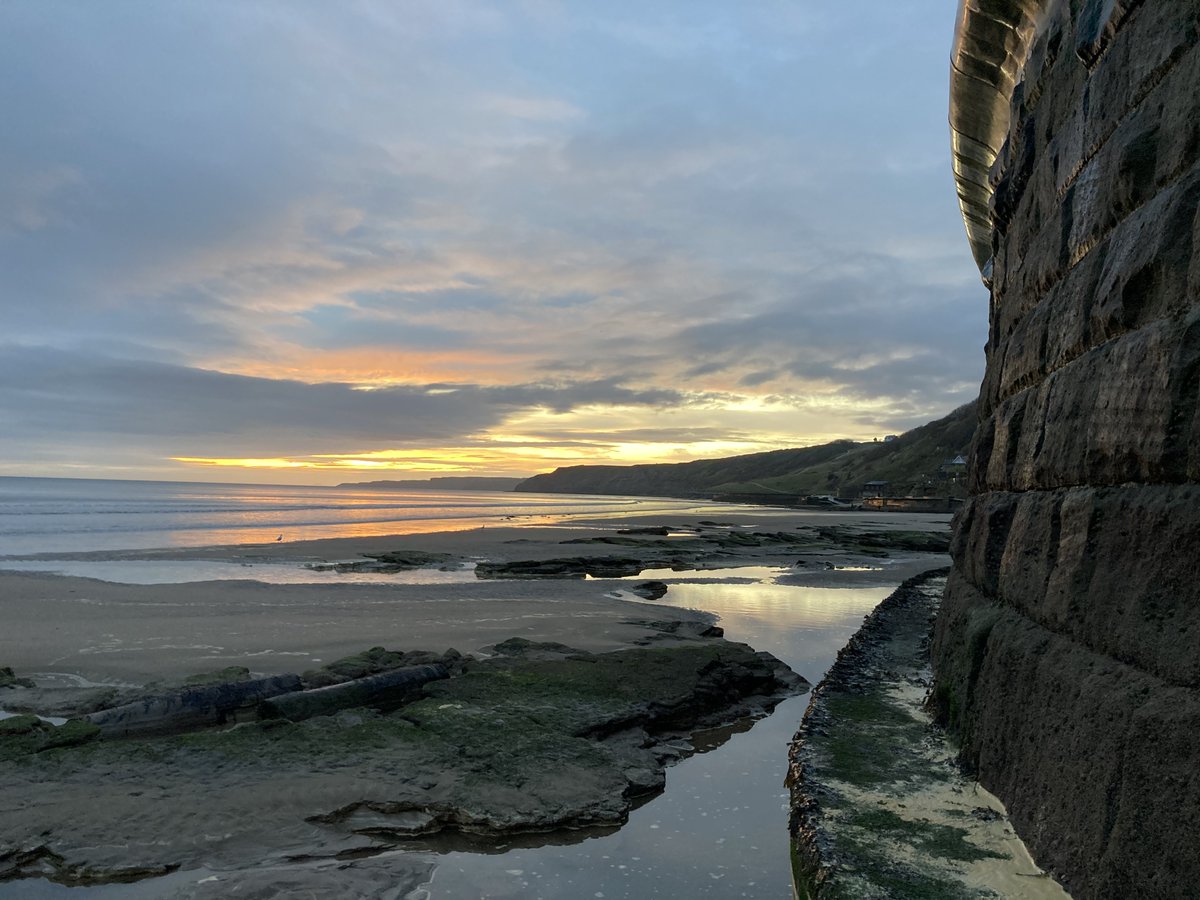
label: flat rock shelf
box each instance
[786,570,1071,899]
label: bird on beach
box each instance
[275,534,283,542]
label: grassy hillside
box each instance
[515,402,976,499]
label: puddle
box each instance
[0,559,478,586]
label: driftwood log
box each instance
[259,664,449,722]
[86,674,303,738]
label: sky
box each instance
[0,1,986,485]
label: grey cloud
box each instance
[0,347,704,461]
[682,361,728,379]
[738,369,780,388]
[1,1,989,473]
[516,426,758,444]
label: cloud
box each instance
[0,2,988,481]
[0,346,710,458]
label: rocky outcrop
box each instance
[474,555,645,578]
[788,570,1067,899]
[936,2,1200,896]
[0,639,806,889]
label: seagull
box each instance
[275,534,283,542]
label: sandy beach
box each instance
[1,510,950,685]
[0,508,951,897]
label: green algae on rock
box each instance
[0,637,805,887]
[787,570,1068,899]
[0,716,100,759]
[0,666,35,690]
[182,666,252,686]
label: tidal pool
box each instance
[0,559,480,585]
[415,571,890,899]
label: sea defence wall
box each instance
[934,1,1200,896]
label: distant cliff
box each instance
[338,477,525,492]
[933,1,1200,896]
[515,403,974,499]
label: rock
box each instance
[0,667,34,690]
[629,580,669,600]
[621,618,724,643]
[305,646,411,685]
[856,531,951,554]
[0,714,41,736]
[0,716,101,756]
[787,570,1046,897]
[37,718,101,751]
[488,638,585,660]
[0,684,132,718]
[183,666,251,686]
[617,526,671,535]
[559,535,661,546]
[0,845,176,887]
[306,550,454,573]
[474,556,644,579]
[303,647,466,688]
[0,636,809,883]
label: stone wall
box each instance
[933,2,1200,897]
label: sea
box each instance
[0,476,740,557]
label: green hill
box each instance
[514,402,976,500]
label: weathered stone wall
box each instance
[934,2,1200,897]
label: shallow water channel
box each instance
[7,568,892,900]
[416,571,890,900]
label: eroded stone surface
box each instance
[938,1,1200,896]
[0,638,804,890]
[788,571,1068,900]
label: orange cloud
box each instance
[208,346,534,386]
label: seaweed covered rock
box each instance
[0,638,808,885]
[302,646,464,688]
[0,667,34,690]
[788,571,1064,898]
[475,556,644,579]
[306,550,455,574]
[183,666,251,686]
[629,580,669,600]
[0,716,100,757]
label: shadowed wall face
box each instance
[935,1,1200,896]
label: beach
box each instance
[0,507,952,897]
[0,511,949,685]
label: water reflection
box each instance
[420,578,888,899]
[0,478,743,556]
[0,559,480,586]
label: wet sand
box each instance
[0,511,950,685]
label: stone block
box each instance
[932,579,1200,898]
[954,486,1200,686]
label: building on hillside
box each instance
[861,480,889,498]
[938,455,968,479]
